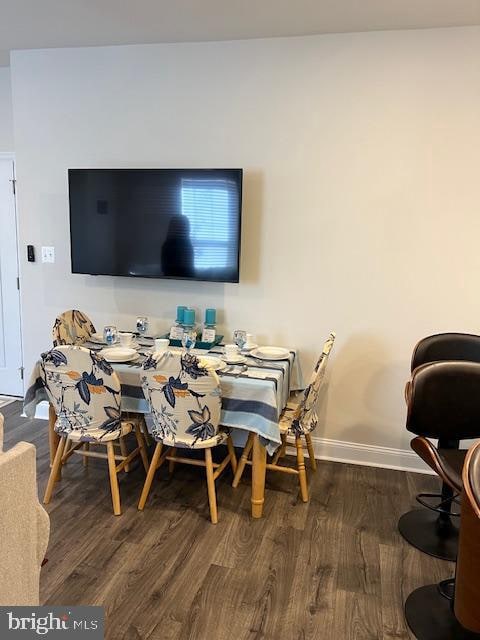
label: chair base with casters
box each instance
[44,421,149,516]
[405,584,480,640]
[138,434,237,524]
[232,399,317,502]
[398,437,465,562]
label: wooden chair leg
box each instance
[295,436,309,502]
[305,433,317,472]
[134,425,149,472]
[232,432,254,488]
[271,433,287,465]
[107,441,121,516]
[138,442,163,510]
[119,436,130,472]
[205,448,218,524]
[226,436,238,474]
[48,404,61,481]
[83,442,89,467]
[62,438,70,464]
[280,432,288,457]
[43,437,66,504]
[140,417,152,446]
[252,434,267,518]
[169,447,177,474]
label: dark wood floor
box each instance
[2,401,453,639]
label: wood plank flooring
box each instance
[2,401,454,639]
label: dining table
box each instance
[24,338,304,519]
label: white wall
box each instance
[9,26,480,457]
[0,67,13,151]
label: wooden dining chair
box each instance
[40,345,149,515]
[52,309,96,347]
[232,332,336,502]
[53,311,150,450]
[138,351,237,524]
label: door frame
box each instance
[0,151,24,396]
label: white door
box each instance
[0,157,23,396]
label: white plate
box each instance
[106,353,140,363]
[90,332,108,344]
[242,343,258,352]
[221,354,246,365]
[251,347,290,361]
[118,339,138,348]
[198,356,227,371]
[99,347,139,363]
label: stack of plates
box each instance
[99,347,139,363]
[250,346,290,361]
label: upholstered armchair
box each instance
[0,412,50,605]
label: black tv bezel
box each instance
[68,167,243,284]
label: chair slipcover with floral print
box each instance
[138,351,237,523]
[233,332,336,503]
[280,331,336,437]
[41,345,148,515]
[52,309,96,347]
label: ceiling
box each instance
[1,0,479,66]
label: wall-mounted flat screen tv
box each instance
[69,168,243,283]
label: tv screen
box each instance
[69,168,242,283]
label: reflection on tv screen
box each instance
[69,168,242,283]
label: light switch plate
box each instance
[41,246,55,263]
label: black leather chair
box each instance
[399,333,480,561]
[405,438,480,639]
[410,333,480,372]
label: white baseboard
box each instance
[21,400,49,421]
[26,402,431,474]
[289,435,433,475]
[35,402,50,420]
